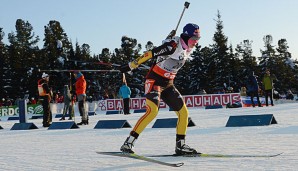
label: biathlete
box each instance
[119,23,201,155]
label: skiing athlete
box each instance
[119,23,201,155]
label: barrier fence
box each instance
[1,93,295,118]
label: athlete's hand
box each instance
[166,30,176,39]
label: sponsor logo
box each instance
[157,57,166,63]
[164,73,176,79]
[34,105,43,114]
[154,48,167,56]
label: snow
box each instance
[0,102,298,171]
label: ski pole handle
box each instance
[174,1,190,32]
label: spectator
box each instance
[198,89,207,95]
[73,72,88,125]
[118,81,131,115]
[87,96,93,103]
[240,87,247,96]
[262,69,276,106]
[15,97,21,106]
[58,95,64,103]
[280,92,286,99]
[5,99,12,107]
[286,89,294,100]
[134,88,141,98]
[226,87,234,93]
[273,90,280,100]
[38,72,52,127]
[54,94,59,103]
[60,85,73,120]
[246,72,262,107]
[30,97,37,104]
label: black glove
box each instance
[119,64,131,73]
[166,30,176,39]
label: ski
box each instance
[149,152,283,158]
[96,152,184,167]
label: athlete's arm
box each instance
[120,40,177,73]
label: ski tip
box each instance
[272,152,283,157]
[96,151,117,155]
[175,162,184,167]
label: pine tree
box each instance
[42,20,72,95]
[226,44,242,92]
[0,28,8,97]
[175,57,192,95]
[259,35,276,72]
[1,17,297,100]
[7,19,40,99]
[111,36,143,98]
[209,10,230,93]
[43,20,72,69]
[274,39,298,92]
[186,45,212,94]
[235,39,259,86]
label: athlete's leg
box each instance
[132,99,159,134]
[161,85,188,135]
[161,85,197,155]
[121,83,160,153]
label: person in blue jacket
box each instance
[118,82,131,115]
[246,71,262,107]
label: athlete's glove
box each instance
[166,30,176,39]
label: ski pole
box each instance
[69,72,75,123]
[175,1,190,32]
[166,2,190,39]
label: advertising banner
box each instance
[0,104,43,116]
[97,93,241,111]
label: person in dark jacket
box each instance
[37,73,53,127]
[246,72,262,107]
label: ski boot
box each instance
[175,139,199,155]
[77,120,88,125]
[120,136,136,153]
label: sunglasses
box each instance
[190,36,201,41]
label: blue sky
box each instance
[1,0,298,60]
